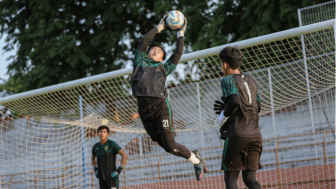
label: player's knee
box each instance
[242,175,255,183]
[242,171,256,182]
[163,145,174,153]
[163,142,176,153]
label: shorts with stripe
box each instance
[221,136,262,171]
[138,99,175,141]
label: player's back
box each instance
[222,74,261,137]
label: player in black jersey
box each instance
[214,46,262,189]
[131,13,207,181]
[92,126,128,189]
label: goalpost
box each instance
[0,19,335,189]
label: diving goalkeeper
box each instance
[131,13,207,181]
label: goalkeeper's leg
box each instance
[242,170,262,189]
[156,132,208,181]
[156,132,190,158]
[224,171,240,189]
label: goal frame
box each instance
[0,19,334,105]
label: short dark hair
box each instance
[219,46,242,69]
[147,42,166,61]
[97,125,110,133]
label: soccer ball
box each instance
[166,10,184,29]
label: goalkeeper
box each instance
[214,46,263,189]
[91,126,128,189]
[131,13,207,181]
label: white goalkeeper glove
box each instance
[177,17,187,38]
[156,12,169,33]
[215,110,229,133]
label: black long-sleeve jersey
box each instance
[221,74,262,138]
[131,27,184,106]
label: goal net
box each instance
[0,20,335,189]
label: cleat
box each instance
[192,150,206,181]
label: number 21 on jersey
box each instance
[163,119,169,128]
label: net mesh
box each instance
[298,1,335,26]
[0,26,335,189]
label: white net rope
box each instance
[298,1,335,26]
[0,28,335,188]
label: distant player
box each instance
[214,46,263,189]
[92,126,128,189]
[131,13,207,181]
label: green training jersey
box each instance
[131,50,177,99]
[92,139,121,180]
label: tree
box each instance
[196,0,331,49]
[0,0,330,95]
[188,0,332,83]
[0,0,209,95]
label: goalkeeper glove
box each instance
[93,166,99,179]
[177,17,187,38]
[156,12,169,33]
[214,97,227,115]
[110,165,124,179]
[214,110,229,133]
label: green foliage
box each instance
[0,0,196,95]
[0,0,331,96]
[191,0,331,82]
[206,0,330,46]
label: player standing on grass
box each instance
[214,46,263,189]
[131,13,207,181]
[92,126,128,189]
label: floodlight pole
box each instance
[79,95,88,189]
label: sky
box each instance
[0,34,14,82]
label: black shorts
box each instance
[99,178,118,189]
[221,136,262,171]
[138,98,175,141]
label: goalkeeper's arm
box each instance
[215,95,240,131]
[223,94,240,117]
[110,149,128,179]
[167,36,184,64]
[164,17,187,75]
[91,155,99,178]
[137,27,159,52]
[118,149,128,167]
[164,37,184,75]
[137,13,168,52]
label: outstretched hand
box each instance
[156,12,169,33]
[177,17,187,38]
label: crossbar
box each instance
[0,19,334,104]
